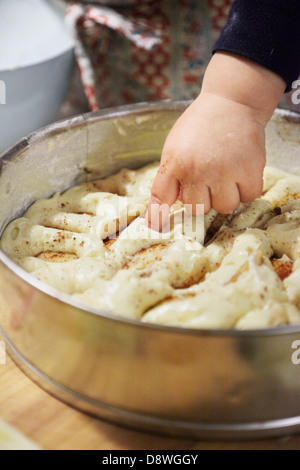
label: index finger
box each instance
[145,165,180,232]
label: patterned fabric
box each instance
[66,0,299,112]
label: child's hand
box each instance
[147,93,266,222]
[146,53,286,232]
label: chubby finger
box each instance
[211,182,241,214]
[238,176,264,203]
[146,167,180,232]
[180,182,212,215]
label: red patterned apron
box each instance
[66,0,298,112]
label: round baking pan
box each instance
[0,101,300,440]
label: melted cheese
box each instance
[2,163,300,329]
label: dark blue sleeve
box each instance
[213,0,300,92]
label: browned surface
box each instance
[271,258,294,281]
[77,212,94,217]
[225,262,250,285]
[103,237,118,249]
[125,243,169,271]
[124,242,203,289]
[36,252,78,263]
[277,193,300,206]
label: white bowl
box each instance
[0,0,74,154]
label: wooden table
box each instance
[1,342,300,450]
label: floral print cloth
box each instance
[66,0,298,112]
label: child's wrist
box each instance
[196,91,266,128]
[201,52,286,127]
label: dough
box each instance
[2,162,300,329]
